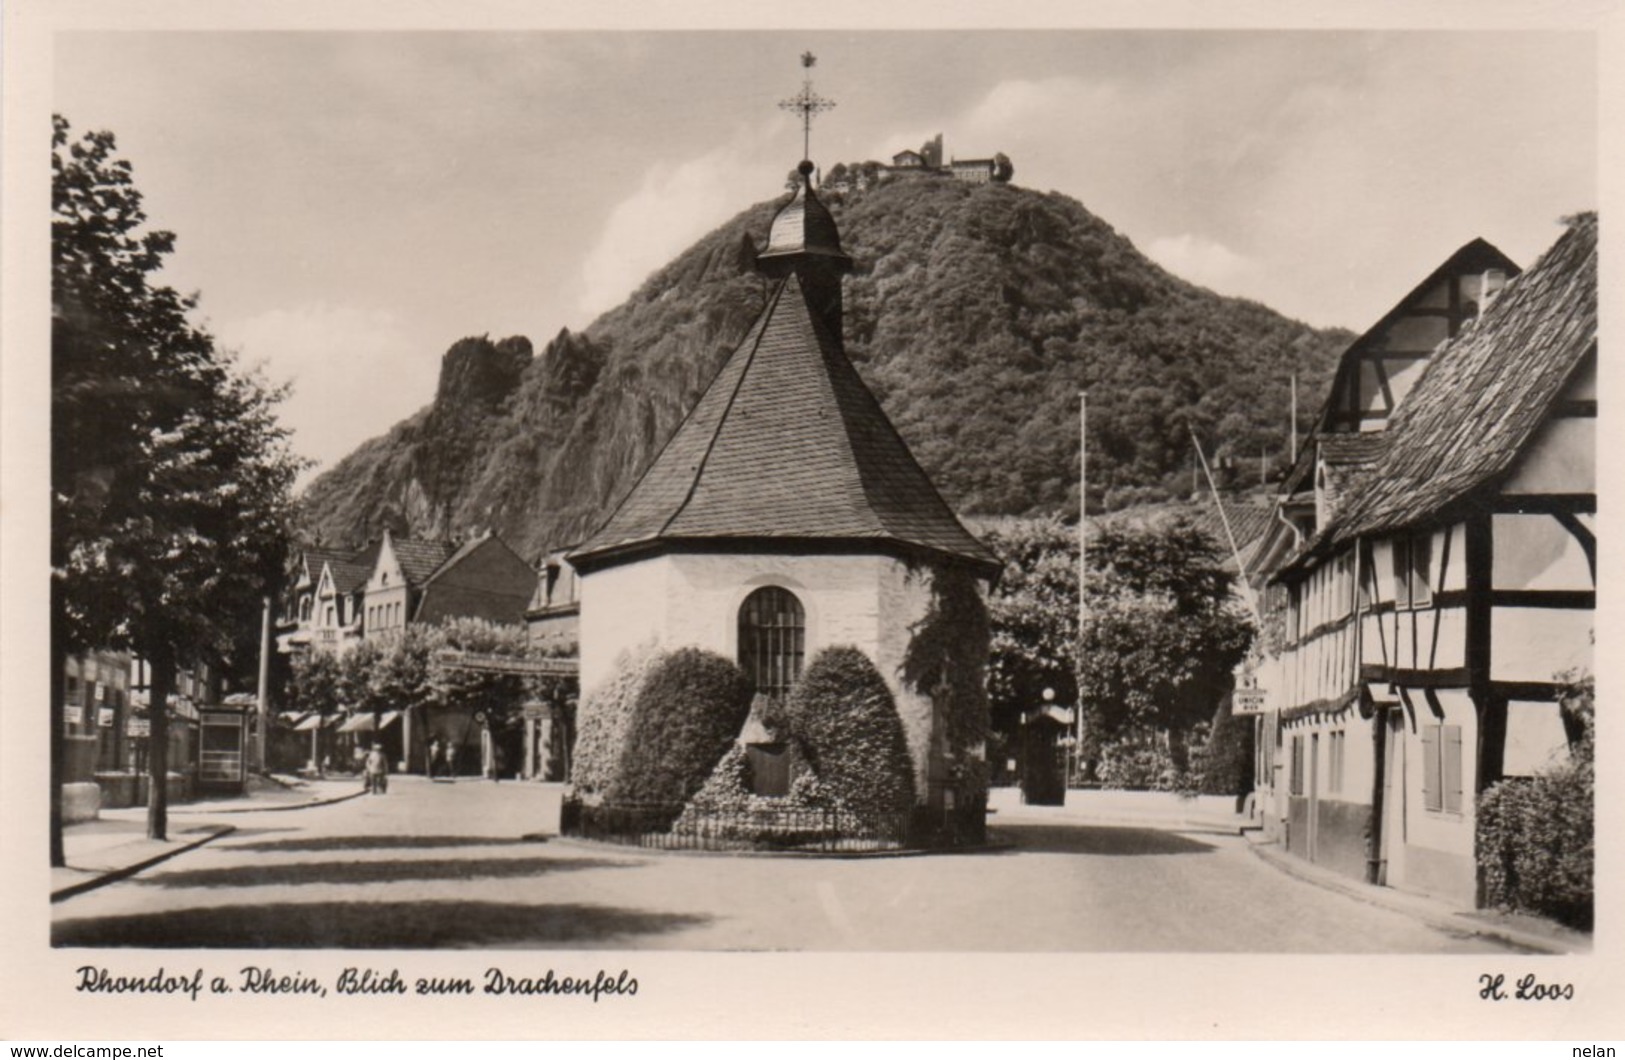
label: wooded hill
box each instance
[298,169,1352,558]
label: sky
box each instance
[52,29,1598,482]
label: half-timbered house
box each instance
[1248,214,1596,906]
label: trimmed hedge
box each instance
[786,646,916,814]
[571,642,662,798]
[1191,699,1254,797]
[610,648,754,806]
[1476,677,1593,930]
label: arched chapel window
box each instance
[737,586,805,702]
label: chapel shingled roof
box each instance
[571,272,1000,574]
[1287,213,1596,566]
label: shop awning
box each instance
[336,711,401,734]
[293,713,339,732]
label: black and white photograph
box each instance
[2,0,1619,1043]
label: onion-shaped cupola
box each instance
[755,160,851,344]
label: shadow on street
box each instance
[989,823,1217,856]
[52,900,709,948]
[226,834,545,854]
[133,855,639,890]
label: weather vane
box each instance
[778,51,835,164]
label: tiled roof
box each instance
[391,536,456,587]
[1318,433,1387,468]
[572,273,999,573]
[1098,495,1277,577]
[301,548,352,583]
[328,540,381,595]
[1296,214,1596,562]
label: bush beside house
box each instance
[571,642,662,799]
[1476,673,1594,930]
[610,648,754,807]
[786,646,916,816]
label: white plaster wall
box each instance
[662,552,891,663]
[1490,607,1592,683]
[1501,417,1594,494]
[1440,523,1468,591]
[578,555,673,698]
[1383,314,1449,352]
[1504,700,1572,776]
[1401,688,1476,858]
[1493,514,1593,590]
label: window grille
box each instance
[737,586,806,702]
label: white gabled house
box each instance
[1248,215,1596,906]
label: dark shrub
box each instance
[1476,673,1593,930]
[786,646,916,814]
[1191,698,1254,797]
[571,642,662,799]
[609,647,753,806]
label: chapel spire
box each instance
[760,52,851,343]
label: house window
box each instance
[300,597,312,623]
[1289,735,1305,796]
[1328,730,1345,794]
[1391,534,1434,608]
[1421,723,1463,814]
[737,586,805,702]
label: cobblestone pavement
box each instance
[52,777,1518,952]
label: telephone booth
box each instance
[1019,703,1074,806]
[198,703,249,794]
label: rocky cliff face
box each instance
[299,173,1351,559]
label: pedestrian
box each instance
[441,741,456,782]
[365,743,388,795]
[429,737,442,779]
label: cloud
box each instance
[1144,233,1258,295]
[576,131,784,323]
[215,303,427,481]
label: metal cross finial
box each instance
[779,52,834,165]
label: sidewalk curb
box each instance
[167,788,367,816]
[52,824,236,903]
[1244,837,1584,955]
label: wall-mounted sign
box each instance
[1233,688,1269,715]
[127,717,150,738]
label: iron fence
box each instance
[566,800,913,853]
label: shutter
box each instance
[1421,725,1441,812]
[1443,725,1464,814]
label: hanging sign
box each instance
[127,717,151,738]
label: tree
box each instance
[428,617,532,771]
[1078,518,1254,775]
[982,517,1079,739]
[289,651,344,772]
[52,116,302,847]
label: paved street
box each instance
[53,777,1517,952]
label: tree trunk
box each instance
[49,589,67,868]
[146,648,175,841]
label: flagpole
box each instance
[1076,391,1087,786]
